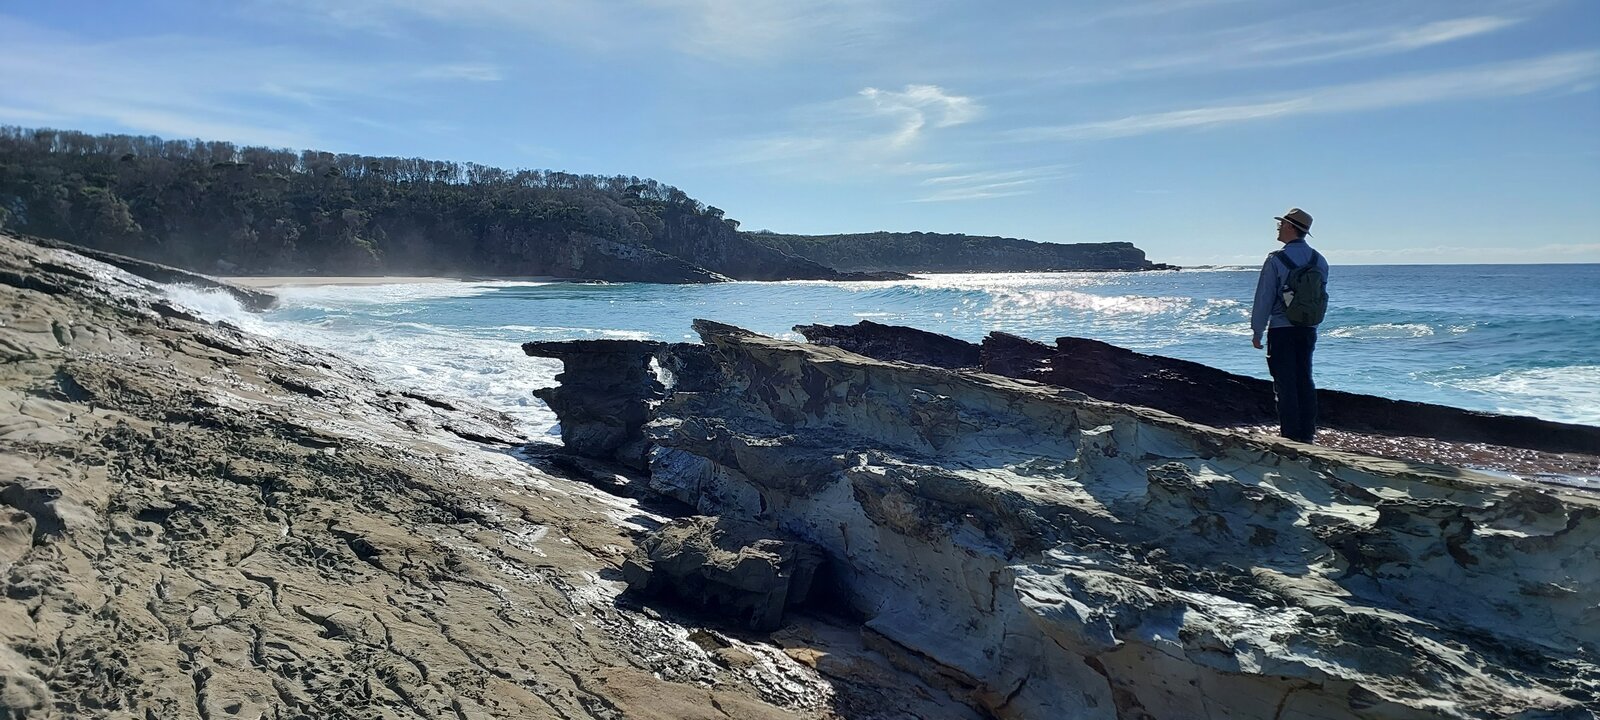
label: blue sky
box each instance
[1,1,1596,265]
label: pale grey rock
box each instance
[635,319,1600,719]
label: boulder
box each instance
[621,516,827,632]
[523,339,664,468]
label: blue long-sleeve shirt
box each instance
[1251,240,1328,341]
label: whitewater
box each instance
[167,264,1600,438]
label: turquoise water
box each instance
[171,264,1600,436]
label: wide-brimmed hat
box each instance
[1275,207,1313,236]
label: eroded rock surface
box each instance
[622,516,828,632]
[524,339,665,470]
[625,320,1600,719]
[0,234,964,719]
[794,321,980,370]
[801,320,1600,459]
[18,233,279,311]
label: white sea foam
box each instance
[1450,366,1600,425]
[493,325,653,340]
[1327,323,1436,339]
[982,289,1188,317]
[162,283,563,436]
[160,268,1596,435]
[270,280,553,309]
[163,284,255,322]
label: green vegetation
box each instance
[0,127,835,280]
[753,231,1159,273]
[0,127,1156,280]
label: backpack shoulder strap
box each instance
[1271,250,1298,272]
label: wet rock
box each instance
[794,320,981,369]
[522,339,665,469]
[20,233,277,310]
[621,516,827,632]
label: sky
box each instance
[1,0,1597,265]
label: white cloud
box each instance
[1014,51,1600,141]
[264,0,903,63]
[720,84,1056,202]
[724,84,981,167]
[648,0,903,61]
[0,23,323,146]
[1390,16,1519,50]
[723,85,1073,202]
[911,181,1037,203]
[0,105,63,123]
[860,84,981,147]
[0,15,515,148]
[1128,15,1525,73]
[912,165,1071,202]
[416,63,504,82]
[1082,0,1254,23]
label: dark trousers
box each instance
[1266,326,1318,443]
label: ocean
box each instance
[170,264,1600,440]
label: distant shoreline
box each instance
[221,275,563,288]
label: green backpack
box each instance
[1272,250,1327,327]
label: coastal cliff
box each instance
[752,231,1166,273]
[1,128,1152,284]
[532,321,1599,719]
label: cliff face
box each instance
[649,212,897,282]
[551,232,732,283]
[1,128,920,284]
[753,231,1162,273]
[535,321,1598,719]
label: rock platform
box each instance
[535,320,1599,719]
[0,234,969,719]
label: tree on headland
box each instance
[0,126,1159,278]
[0,126,765,278]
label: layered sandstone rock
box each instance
[796,320,1600,458]
[0,234,977,719]
[534,320,1597,719]
[621,516,828,632]
[524,339,665,470]
[792,320,981,370]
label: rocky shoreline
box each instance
[4,232,1596,718]
[0,234,970,719]
[795,320,1600,481]
[529,323,1599,719]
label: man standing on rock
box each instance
[1251,207,1329,444]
